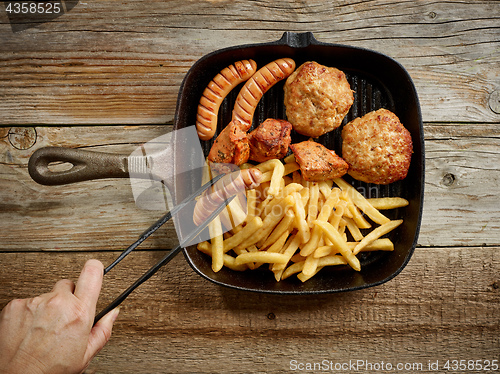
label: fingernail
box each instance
[111,307,120,322]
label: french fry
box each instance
[318,255,348,267]
[318,181,332,199]
[307,183,320,227]
[292,191,310,244]
[256,159,285,197]
[299,255,349,282]
[234,244,259,270]
[340,190,370,228]
[208,216,224,272]
[298,266,323,282]
[367,197,409,210]
[197,241,248,271]
[225,195,247,229]
[272,234,301,272]
[329,200,345,230]
[353,219,403,255]
[334,177,391,225]
[302,254,320,277]
[260,209,295,248]
[284,161,300,175]
[344,217,364,242]
[290,253,306,263]
[281,261,304,280]
[236,195,295,250]
[314,239,395,258]
[222,216,263,252]
[260,170,273,183]
[262,183,302,218]
[266,230,290,253]
[246,189,258,219]
[283,153,296,164]
[234,252,289,266]
[313,220,361,271]
[354,238,394,252]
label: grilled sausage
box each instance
[232,58,296,131]
[193,168,263,226]
[196,59,258,140]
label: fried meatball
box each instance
[341,109,413,185]
[284,61,354,138]
[290,140,349,182]
[248,118,292,163]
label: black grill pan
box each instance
[175,31,424,294]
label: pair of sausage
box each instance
[193,58,296,226]
[195,58,296,140]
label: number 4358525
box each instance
[443,359,498,371]
[5,2,62,14]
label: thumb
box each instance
[85,307,120,363]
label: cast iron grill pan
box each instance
[175,32,424,294]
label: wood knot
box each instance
[488,89,500,114]
[267,312,276,320]
[0,127,10,138]
[8,127,37,150]
[441,173,456,186]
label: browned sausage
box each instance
[192,168,263,226]
[196,60,257,140]
[232,58,296,132]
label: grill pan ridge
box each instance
[174,31,424,294]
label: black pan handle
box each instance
[276,31,320,48]
[28,147,132,185]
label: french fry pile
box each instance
[197,155,408,282]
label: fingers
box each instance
[85,307,120,363]
[52,279,76,294]
[74,259,104,311]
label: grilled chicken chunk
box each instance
[290,140,348,181]
[207,120,249,166]
[248,118,292,162]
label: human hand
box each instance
[0,259,119,374]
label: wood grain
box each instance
[1,1,499,372]
[0,249,498,373]
[1,124,499,250]
[1,0,499,125]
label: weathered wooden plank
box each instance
[1,124,499,250]
[421,123,500,247]
[0,0,499,124]
[0,248,498,373]
[0,125,179,251]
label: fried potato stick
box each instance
[366,197,409,210]
[234,252,289,266]
[333,177,390,225]
[222,216,263,252]
[353,219,403,255]
[313,220,361,271]
[197,241,247,272]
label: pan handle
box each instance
[276,31,320,48]
[28,147,131,185]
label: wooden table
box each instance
[1,1,499,373]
